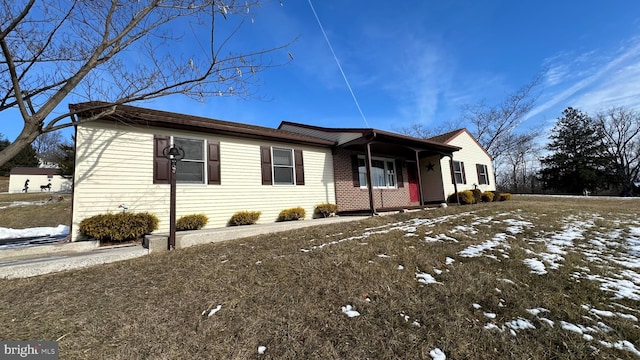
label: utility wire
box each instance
[307,0,370,127]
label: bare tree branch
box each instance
[0,0,293,167]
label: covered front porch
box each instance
[332,130,460,215]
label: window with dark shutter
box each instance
[153,135,170,184]
[476,164,489,185]
[208,142,221,185]
[452,160,467,184]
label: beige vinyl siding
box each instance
[72,121,335,241]
[420,155,446,203]
[441,131,495,198]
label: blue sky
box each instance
[4,0,640,144]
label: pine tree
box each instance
[539,107,614,194]
[0,136,39,176]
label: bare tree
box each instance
[497,132,540,193]
[0,0,292,168]
[460,75,542,161]
[33,130,64,166]
[595,107,640,195]
[396,121,459,139]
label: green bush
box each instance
[79,212,158,242]
[229,211,261,226]
[447,190,475,205]
[314,203,338,218]
[499,192,512,201]
[471,188,482,204]
[277,207,306,222]
[177,214,208,231]
[481,191,495,202]
[492,190,502,202]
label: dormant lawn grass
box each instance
[1,196,639,359]
[0,176,8,192]
[0,192,72,228]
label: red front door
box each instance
[407,165,420,203]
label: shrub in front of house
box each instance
[499,193,512,201]
[314,203,338,218]
[481,191,495,202]
[471,189,482,204]
[277,207,306,222]
[229,211,261,226]
[177,214,208,231]
[79,212,158,242]
[447,190,475,205]
[492,190,502,202]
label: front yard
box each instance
[0,196,638,359]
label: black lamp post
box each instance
[163,144,184,250]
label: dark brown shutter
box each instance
[450,160,456,184]
[260,146,272,185]
[461,162,467,184]
[351,154,360,187]
[486,166,490,185]
[207,141,221,185]
[294,149,304,185]
[396,159,404,188]
[153,135,170,184]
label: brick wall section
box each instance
[333,149,418,212]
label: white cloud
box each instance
[527,37,640,122]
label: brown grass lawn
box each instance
[0,176,8,192]
[1,196,639,359]
[0,192,72,228]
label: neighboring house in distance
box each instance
[426,128,496,200]
[8,167,72,193]
[69,102,336,242]
[278,122,464,211]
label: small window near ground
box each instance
[453,160,466,184]
[477,164,490,185]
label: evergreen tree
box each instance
[0,136,39,176]
[54,143,75,178]
[539,107,614,194]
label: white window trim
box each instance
[477,164,489,185]
[358,155,398,189]
[453,160,466,184]
[271,147,296,186]
[172,136,207,185]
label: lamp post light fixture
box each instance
[163,144,185,250]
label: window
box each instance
[152,135,221,185]
[477,164,490,185]
[260,146,305,186]
[272,147,294,185]
[358,156,397,188]
[452,161,466,184]
[175,137,205,184]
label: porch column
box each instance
[414,149,424,206]
[365,142,376,215]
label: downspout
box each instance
[365,134,377,215]
[414,149,424,206]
